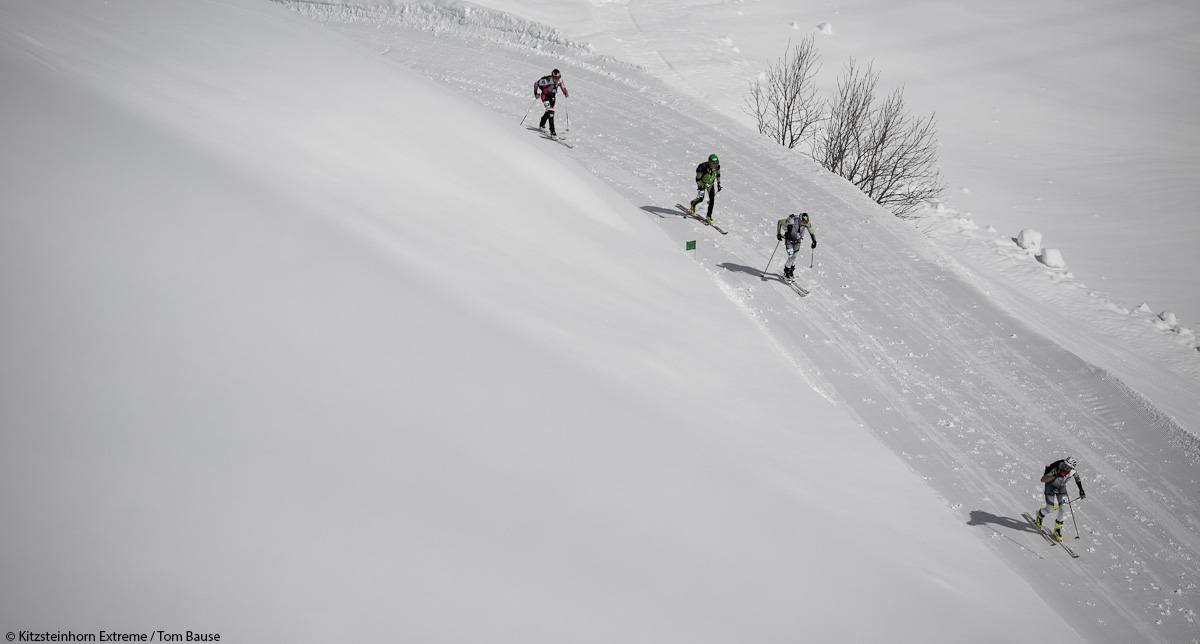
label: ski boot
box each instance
[706,215,713,224]
[1033,509,1044,528]
[1053,521,1064,542]
[784,266,795,282]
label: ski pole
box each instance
[1067,496,1081,539]
[761,239,781,279]
[519,97,538,126]
[810,246,815,269]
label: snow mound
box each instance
[1017,228,1042,250]
[1037,248,1065,268]
[817,22,833,34]
[1160,311,1178,326]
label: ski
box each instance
[543,133,575,149]
[766,271,809,296]
[1023,513,1079,558]
[525,126,575,148]
[1023,513,1057,546]
[774,274,809,296]
[674,204,727,234]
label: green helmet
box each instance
[708,154,719,163]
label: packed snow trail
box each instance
[287,4,1200,642]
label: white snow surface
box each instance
[1,1,1197,643]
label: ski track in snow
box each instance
[281,3,1200,642]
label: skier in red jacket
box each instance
[534,69,569,137]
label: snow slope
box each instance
[471,0,1200,329]
[276,2,1200,642]
[0,1,1196,643]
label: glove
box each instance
[1080,492,1086,500]
[811,241,817,249]
[776,234,783,241]
[717,184,723,192]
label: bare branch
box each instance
[743,35,824,150]
[812,60,946,219]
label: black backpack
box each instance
[1044,460,1065,476]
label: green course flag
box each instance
[685,240,696,251]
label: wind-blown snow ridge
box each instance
[278,1,594,56]
[276,0,668,96]
[1101,368,1200,463]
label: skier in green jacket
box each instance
[688,154,722,222]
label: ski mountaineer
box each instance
[688,154,722,222]
[534,69,569,138]
[1033,456,1086,541]
[775,213,817,282]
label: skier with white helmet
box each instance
[775,212,817,283]
[1033,456,1086,541]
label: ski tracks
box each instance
[290,7,1199,642]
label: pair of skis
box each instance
[782,279,809,297]
[675,204,727,235]
[1022,512,1079,558]
[760,239,810,297]
[525,126,575,148]
[542,133,575,148]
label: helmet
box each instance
[708,154,719,163]
[1064,456,1077,469]
[800,212,809,221]
[552,69,561,77]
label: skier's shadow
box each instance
[641,205,687,219]
[967,510,1039,534]
[720,262,783,282]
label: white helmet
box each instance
[1064,456,1078,469]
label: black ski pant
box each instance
[538,95,558,135]
[690,185,716,218]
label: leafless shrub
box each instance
[744,35,824,151]
[812,59,946,219]
[749,48,947,219]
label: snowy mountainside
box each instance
[285,1,1200,642]
[924,205,1200,427]
[0,1,1086,643]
